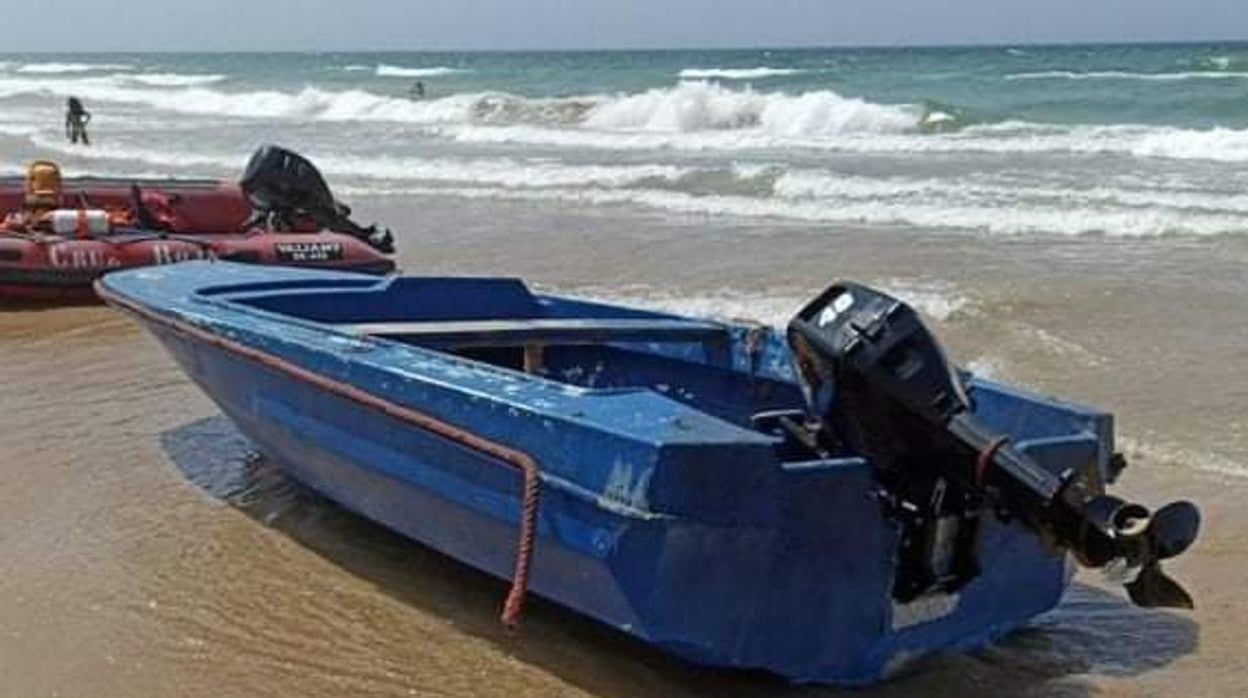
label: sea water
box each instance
[3,44,1248,237]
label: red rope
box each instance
[95,279,541,628]
[975,436,1009,488]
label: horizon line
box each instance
[1,36,1247,55]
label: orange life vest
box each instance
[25,160,63,209]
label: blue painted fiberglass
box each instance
[98,261,1125,685]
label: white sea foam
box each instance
[0,76,451,122]
[965,356,1005,380]
[0,123,39,137]
[26,110,1248,238]
[879,279,972,322]
[363,181,1248,238]
[314,155,688,188]
[8,74,1248,171]
[17,75,1248,164]
[585,287,808,328]
[374,64,464,78]
[446,117,1248,163]
[123,73,228,87]
[677,67,806,80]
[584,81,919,135]
[1118,436,1248,477]
[772,169,1248,214]
[0,76,920,137]
[15,62,133,74]
[26,135,692,188]
[572,278,966,328]
[1006,70,1248,81]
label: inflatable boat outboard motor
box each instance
[240,145,395,253]
[787,282,1200,609]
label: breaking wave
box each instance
[22,125,1248,238]
[677,67,806,80]
[7,74,1248,165]
[1006,70,1248,81]
[13,62,133,74]
[0,76,926,135]
[444,117,1248,163]
[374,64,464,78]
[123,73,228,87]
[26,134,692,188]
[583,81,919,134]
[574,278,967,328]
[350,181,1248,238]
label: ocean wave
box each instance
[1191,54,1248,71]
[123,73,228,87]
[773,168,1248,214]
[584,81,919,135]
[677,67,805,80]
[0,123,39,137]
[25,123,1248,237]
[312,155,688,189]
[0,76,449,121]
[353,182,1248,238]
[14,62,133,74]
[568,286,809,328]
[565,278,965,328]
[9,74,1248,164]
[26,135,692,188]
[446,118,1248,163]
[0,75,923,135]
[1118,436,1248,477]
[1005,70,1248,81]
[0,75,597,125]
[374,64,464,78]
[35,127,1248,218]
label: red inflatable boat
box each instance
[1,148,397,303]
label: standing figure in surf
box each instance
[65,97,91,146]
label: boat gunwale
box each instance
[182,273,791,444]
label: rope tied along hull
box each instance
[94,279,541,627]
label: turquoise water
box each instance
[3,43,1248,237]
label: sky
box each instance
[3,0,1246,52]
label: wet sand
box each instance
[2,196,1246,697]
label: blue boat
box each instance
[97,261,1198,685]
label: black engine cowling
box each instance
[240,145,394,253]
[786,281,1199,608]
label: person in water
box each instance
[65,97,91,145]
[411,81,425,99]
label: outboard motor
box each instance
[240,145,395,253]
[787,282,1199,608]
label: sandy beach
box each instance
[2,194,1245,696]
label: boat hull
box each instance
[0,232,394,303]
[0,176,252,233]
[146,317,1066,683]
[97,263,1104,685]
[1,176,394,303]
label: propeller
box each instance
[1125,501,1200,609]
